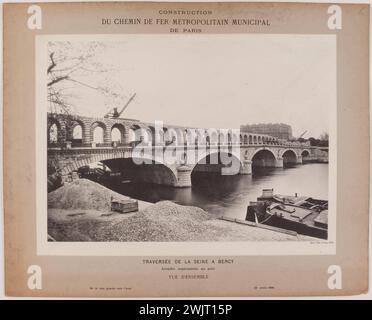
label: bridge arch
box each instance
[204,134,210,146]
[204,129,218,145]
[301,149,310,157]
[48,118,61,144]
[251,148,277,171]
[164,127,179,145]
[191,151,243,180]
[91,121,108,145]
[93,127,104,144]
[218,131,226,145]
[72,124,82,139]
[102,156,178,187]
[71,120,85,146]
[69,118,85,138]
[111,123,126,145]
[129,124,142,143]
[281,149,298,167]
[301,149,311,163]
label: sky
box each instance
[50,34,336,138]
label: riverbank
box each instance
[48,179,314,242]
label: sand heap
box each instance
[48,178,128,211]
[99,201,218,242]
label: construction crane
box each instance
[297,130,308,139]
[104,93,136,118]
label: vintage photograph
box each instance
[4,1,370,298]
[45,34,333,243]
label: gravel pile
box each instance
[96,201,228,242]
[48,178,128,211]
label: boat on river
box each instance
[77,162,122,183]
[246,189,328,239]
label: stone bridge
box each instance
[47,113,327,188]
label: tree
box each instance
[47,41,127,115]
[319,132,329,141]
[308,134,329,147]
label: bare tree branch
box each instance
[47,52,56,74]
[47,75,69,87]
[47,41,128,115]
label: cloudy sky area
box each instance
[54,34,335,138]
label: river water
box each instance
[103,163,328,220]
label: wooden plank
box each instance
[219,216,256,227]
[219,216,298,236]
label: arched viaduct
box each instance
[47,113,323,188]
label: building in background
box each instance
[240,123,293,140]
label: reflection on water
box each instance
[102,163,328,220]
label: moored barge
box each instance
[246,189,328,239]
